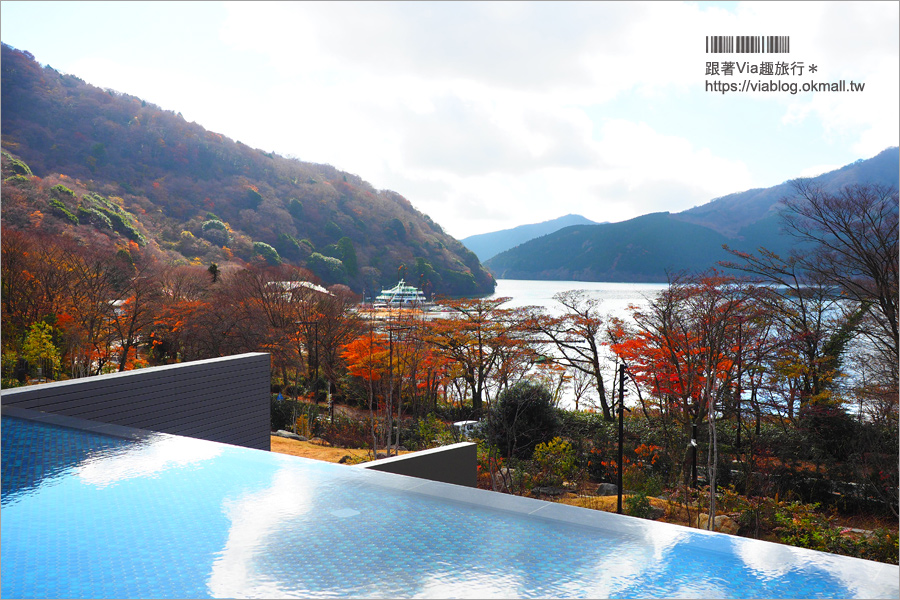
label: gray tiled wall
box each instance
[359,442,477,487]
[0,353,271,450]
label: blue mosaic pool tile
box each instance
[3,414,897,599]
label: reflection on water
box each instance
[77,434,223,487]
[3,415,897,599]
[1,416,133,504]
[207,460,316,598]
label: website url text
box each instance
[705,80,865,95]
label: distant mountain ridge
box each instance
[486,147,899,282]
[673,147,900,236]
[461,214,599,261]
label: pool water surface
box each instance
[2,409,897,599]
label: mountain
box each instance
[673,147,900,236]
[461,214,600,262]
[486,148,899,282]
[485,213,734,282]
[0,43,495,298]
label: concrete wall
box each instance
[0,353,271,450]
[359,442,477,487]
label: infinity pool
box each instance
[2,407,897,599]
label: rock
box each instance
[274,430,303,440]
[694,513,739,535]
[297,435,309,442]
[840,528,875,540]
[647,505,665,521]
[596,483,618,496]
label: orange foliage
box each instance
[341,333,388,381]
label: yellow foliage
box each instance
[295,415,311,438]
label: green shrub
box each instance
[92,206,146,244]
[49,198,78,225]
[533,437,577,487]
[307,252,345,283]
[337,237,358,276]
[288,198,304,220]
[201,221,230,246]
[385,218,406,241]
[488,381,559,459]
[271,395,298,431]
[1,378,24,389]
[774,501,899,564]
[202,219,227,231]
[245,186,263,209]
[406,413,453,450]
[2,152,33,176]
[78,206,113,229]
[203,229,229,247]
[50,184,75,198]
[3,174,31,184]
[625,491,653,519]
[253,241,282,265]
[275,234,303,260]
[78,193,146,245]
[476,438,532,493]
[858,529,900,565]
[622,464,664,497]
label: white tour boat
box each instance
[373,279,430,308]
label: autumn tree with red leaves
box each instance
[611,271,758,518]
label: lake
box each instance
[487,279,668,410]
[488,279,667,318]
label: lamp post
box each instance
[616,362,631,515]
[691,422,698,488]
[735,317,743,452]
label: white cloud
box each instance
[213,1,857,237]
[4,1,895,239]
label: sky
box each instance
[2,1,898,239]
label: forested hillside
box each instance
[486,213,735,281]
[0,43,495,298]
